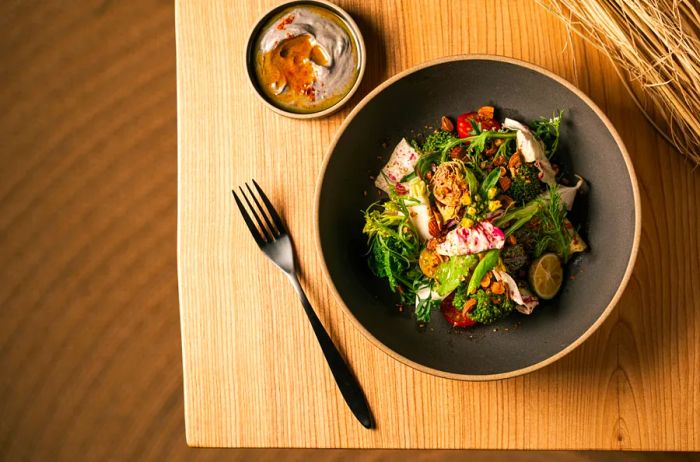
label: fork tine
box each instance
[245,182,279,237]
[232,190,265,247]
[239,186,274,242]
[251,179,285,235]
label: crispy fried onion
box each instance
[431,160,467,207]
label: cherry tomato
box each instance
[419,248,442,278]
[440,293,478,327]
[456,112,478,138]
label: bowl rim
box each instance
[313,54,641,381]
[244,0,366,120]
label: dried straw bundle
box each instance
[538,0,700,167]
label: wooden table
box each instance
[176,0,700,450]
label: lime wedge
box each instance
[529,253,563,300]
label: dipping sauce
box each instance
[254,4,360,114]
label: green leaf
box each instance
[479,167,501,199]
[415,151,442,178]
[414,281,440,323]
[464,167,478,198]
[494,199,542,231]
[531,111,563,159]
[537,185,572,261]
[467,249,500,294]
[363,200,422,295]
[469,118,481,134]
[399,171,417,183]
[433,255,479,296]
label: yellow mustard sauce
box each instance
[254,5,359,114]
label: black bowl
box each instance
[315,56,640,380]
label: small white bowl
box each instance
[245,0,366,119]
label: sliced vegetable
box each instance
[534,159,557,186]
[375,138,420,193]
[528,253,563,300]
[502,118,546,163]
[435,221,506,256]
[440,293,478,327]
[493,269,539,314]
[548,175,585,210]
[565,218,588,254]
[405,177,433,241]
[433,254,479,296]
[419,248,443,278]
[467,249,500,294]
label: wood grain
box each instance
[176,0,700,450]
[2,0,699,459]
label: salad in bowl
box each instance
[364,106,587,328]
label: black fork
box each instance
[232,180,373,429]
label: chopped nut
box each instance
[493,155,506,167]
[441,115,454,132]
[450,146,465,159]
[508,234,517,245]
[480,273,492,288]
[491,281,505,295]
[464,298,477,313]
[428,210,442,237]
[498,176,512,192]
[508,151,522,170]
[484,142,497,156]
[478,106,495,120]
[426,238,438,251]
[494,138,504,146]
[428,219,440,238]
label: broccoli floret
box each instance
[421,130,458,153]
[510,163,544,204]
[467,289,513,325]
[450,285,514,325]
[452,284,470,310]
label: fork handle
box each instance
[286,274,374,429]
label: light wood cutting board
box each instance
[176,0,700,449]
